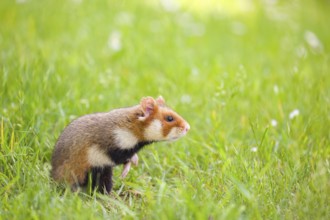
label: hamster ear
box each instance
[140,97,156,118]
[156,96,166,107]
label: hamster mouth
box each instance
[166,125,189,141]
[170,132,187,141]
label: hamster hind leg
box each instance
[99,166,113,194]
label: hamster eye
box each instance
[165,115,174,122]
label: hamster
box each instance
[51,96,190,194]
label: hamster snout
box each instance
[183,123,190,134]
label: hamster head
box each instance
[139,96,190,142]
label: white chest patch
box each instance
[113,128,138,149]
[144,119,164,141]
[87,145,114,167]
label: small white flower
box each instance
[98,95,104,100]
[251,147,258,152]
[115,12,134,26]
[304,30,323,53]
[271,119,278,127]
[108,31,122,52]
[273,85,279,94]
[191,67,199,76]
[160,0,180,12]
[289,109,300,119]
[293,66,299,73]
[180,95,192,104]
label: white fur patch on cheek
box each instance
[87,145,114,167]
[144,119,164,141]
[166,127,181,140]
[113,128,138,149]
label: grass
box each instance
[0,0,329,219]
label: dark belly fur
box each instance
[107,141,153,165]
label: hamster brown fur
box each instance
[51,96,190,194]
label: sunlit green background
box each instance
[1,0,329,219]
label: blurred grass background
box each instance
[0,0,329,219]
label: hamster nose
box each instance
[184,123,190,133]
